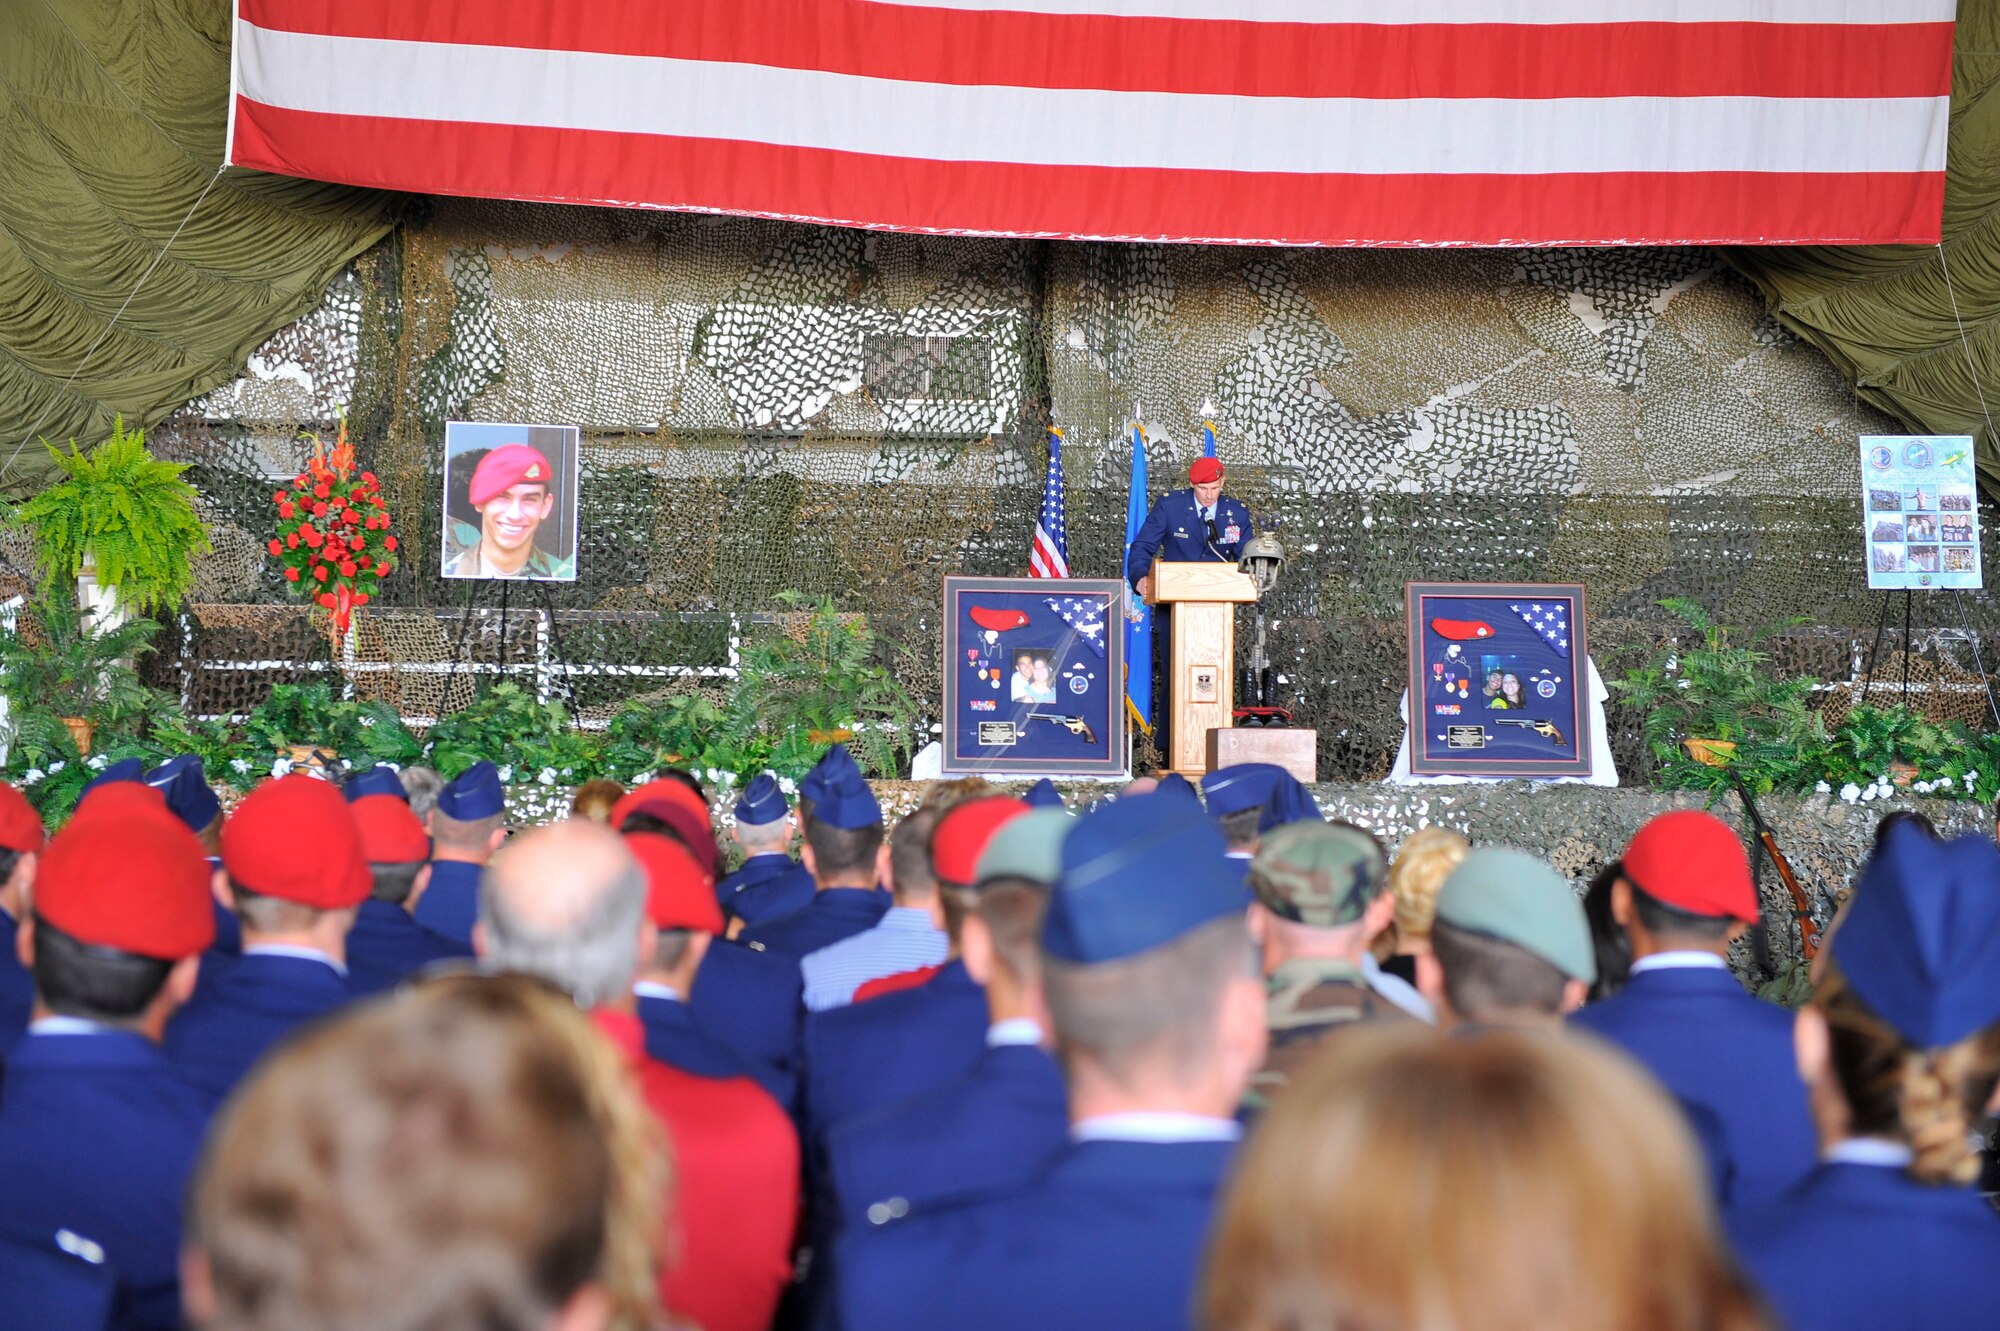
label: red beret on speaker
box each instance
[223,775,371,910]
[931,796,1032,888]
[351,793,429,865]
[1622,810,1759,923]
[468,443,556,507]
[1188,457,1224,485]
[0,783,45,854]
[38,804,214,959]
[630,832,723,934]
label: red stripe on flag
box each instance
[1031,534,1068,578]
[229,99,1948,246]
[236,1,1954,100]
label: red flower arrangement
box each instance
[267,415,398,643]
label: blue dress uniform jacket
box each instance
[1124,489,1253,584]
[0,1030,215,1331]
[0,908,32,1053]
[0,1228,118,1331]
[824,1041,1067,1228]
[718,852,817,927]
[638,988,793,1101]
[838,1138,1236,1331]
[740,886,890,959]
[1568,965,1816,1210]
[208,898,242,958]
[802,960,989,1141]
[1734,1162,2000,1331]
[689,938,805,1113]
[346,899,471,997]
[162,952,355,1101]
[410,858,483,947]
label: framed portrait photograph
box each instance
[942,576,1126,777]
[441,421,581,582]
[1404,581,1592,779]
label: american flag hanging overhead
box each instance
[227,1,1954,247]
[1030,428,1069,580]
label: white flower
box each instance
[634,771,655,787]
[86,755,107,770]
[1814,781,1831,794]
[537,767,557,786]
[22,768,43,785]
[271,758,294,777]
[1675,678,1691,690]
[359,714,376,728]
[777,776,797,796]
[230,758,250,774]
[46,761,64,775]
[1840,783,1861,803]
[497,765,514,783]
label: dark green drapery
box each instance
[1725,3,2000,488]
[0,0,395,496]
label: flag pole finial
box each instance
[1200,397,1217,419]
[1133,401,1144,424]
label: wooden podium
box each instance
[1146,560,1258,777]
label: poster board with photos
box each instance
[1861,435,1982,591]
[441,421,582,582]
[1404,581,1592,779]
[941,576,1126,776]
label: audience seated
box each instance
[479,819,799,1331]
[1568,810,1817,1211]
[1417,846,1595,1030]
[1375,824,1468,983]
[183,972,665,1331]
[718,773,816,928]
[802,803,950,1012]
[569,776,627,823]
[163,775,368,1102]
[146,756,240,957]
[1733,824,2000,1331]
[411,761,507,946]
[344,792,471,997]
[0,780,47,1053]
[1203,1025,1770,1331]
[738,749,888,958]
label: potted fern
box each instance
[726,591,919,780]
[11,416,211,618]
[0,594,158,756]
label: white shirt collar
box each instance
[1630,951,1729,975]
[1826,1138,1915,1168]
[633,980,683,1003]
[1072,1111,1241,1144]
[28,1016,111,1036]
[881,906,941,930]
[243,943,348,977]
[986,1018,1044,1048]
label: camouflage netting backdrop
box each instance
[44,199,2000,780]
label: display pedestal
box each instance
[1147,560,1258,777]
[1208,728,1317,782]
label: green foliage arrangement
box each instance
[1610,598,1826,796]
[600,692,768,784]
[0,594,158,733]
[423,682,595,782]
[238,682,424,773]
[11,417,211,614]
[725,590,920,780]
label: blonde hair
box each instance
[1387,826,1469,943]
[190,973,667,1331]
[1204,1027,1767,1331]
[1816,959,2000,1185]
[571,778,628,823]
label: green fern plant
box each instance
[12,416,212,614]
[726,590,919,780]
[0,593,157,728]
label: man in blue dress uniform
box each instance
[0,780,47,1055]
[164,775,368,1101]
[1200,762,1318,863]
[717,772,815,928]
[412,760,506,947]
[1124,455,1254,759]
[0,791,218,1329]
[801,803,953,1012]
[1569,810,1817,1213]
[145,754,243,959]
[837,790,1267,1331]
[343,763,410,803]
[1734,825,2000,1330]
[344,793,470,997]
[738,756,888,960]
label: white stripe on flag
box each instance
[235,23,1949,177]
[874,0,1953,23]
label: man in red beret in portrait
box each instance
[442,441,574,579]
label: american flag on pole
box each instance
[1029,427,1068,580]
[228,2,1953,247]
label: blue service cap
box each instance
[1024,778,1065,810]
[435,760,505,820]
[798,744,862,807]
[75,758,144,808]
[1154,773,1201,806]
[343,765,408,804]
[143,755,220,833]
[1837,824,2000,1049]
[1200,762,1318,833]
[735,772,789,826]
[812,767,882,830]
[1042,790,1251,964]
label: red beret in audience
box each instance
[350,793,429,865]
[223,775,370,909]
[39,802,213,958]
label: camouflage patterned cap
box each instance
[1248,820,1387,927]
